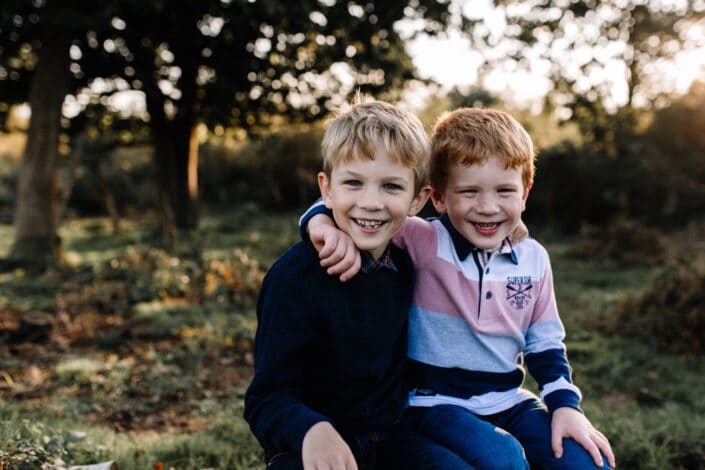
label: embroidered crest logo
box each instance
[506,276,532,309]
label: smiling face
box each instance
[319,147,428,260]
[433,157,529,251]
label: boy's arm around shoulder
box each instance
[298,200,438,279]
[309,214,361,282]
[243,251,331,455]
[300,200,361,281]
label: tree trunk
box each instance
[8,29,71,269]
[143,51,200,233]
[148,111,199,233]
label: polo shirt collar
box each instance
[439,213,518,265]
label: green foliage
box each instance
[0,401,263,469]
[199,128,324,212]
[0,407,110,469]
[0,213,277,467]
[67,144,155,217]
[548,243,655,332]
[91,244,263,308]
[527,139,655,232]
[611,252,705,355]
[568,219,668,267]
[590,402,705,470]
[116,414,262,470]
[2,215,705,469]
[520,86,705,242]
[639,84,705,223]
[1,128,325,219]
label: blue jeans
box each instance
[404,399,613,470]
[267,428,475,470]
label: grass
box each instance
[1,213,704,469]
[546,242,705,469]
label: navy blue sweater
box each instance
[243,240,415,459]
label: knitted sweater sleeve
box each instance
[243,255,331,455]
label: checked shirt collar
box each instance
[360,245,398,273]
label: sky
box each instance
[406,30,551,107]
[401,3,705,112]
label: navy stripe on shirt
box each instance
[407,358,526,398]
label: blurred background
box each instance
[1,1,704,469]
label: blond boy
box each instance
[244,100,473,470]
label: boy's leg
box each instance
[403,405,529,470]
[493,399,613,470]
[377,430,476,470]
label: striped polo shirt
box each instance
[395,214,581,415]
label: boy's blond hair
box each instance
[322,99,430,193]
[430,107,535,193]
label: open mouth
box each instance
[354,218,385,230]
[473,222,500,233]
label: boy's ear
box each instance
[521,182,532,211]
[317,172,333,209]
[430,188,448,214]
[408,185,431,216]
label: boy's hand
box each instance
[302,421,358,470]
[308,214,361,282]
[510,219,529,243]
[551,407,616,468]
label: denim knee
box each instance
[472,427,529,470]
[541,438,612,470]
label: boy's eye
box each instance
[383,183,404,191]
[498,188,518,194]
[343,179,362,187]
[459,188,478,194]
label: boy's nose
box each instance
[358,188,384,210]
[477,194,499,213]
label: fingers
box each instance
[338,254,361,282]
[595,430,616,468]
[319,238,350,267]
[577,429,614,468]
[321,247,356,274]
[551,427,564,459]
[562,430,615,468]
[317,236,340,260]
[551,407,615,468]
[302,422,358,470]
[318,239,359,281]
[306,454,357,470]
[582,437,603,467]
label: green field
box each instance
[1,212,704,469]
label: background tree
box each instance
[0,0,452,268]
[458,0,705,136]
[81,0,453,233]
[0,1,117,268]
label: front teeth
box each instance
[476,223,498,229]
[355,219,383,228]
